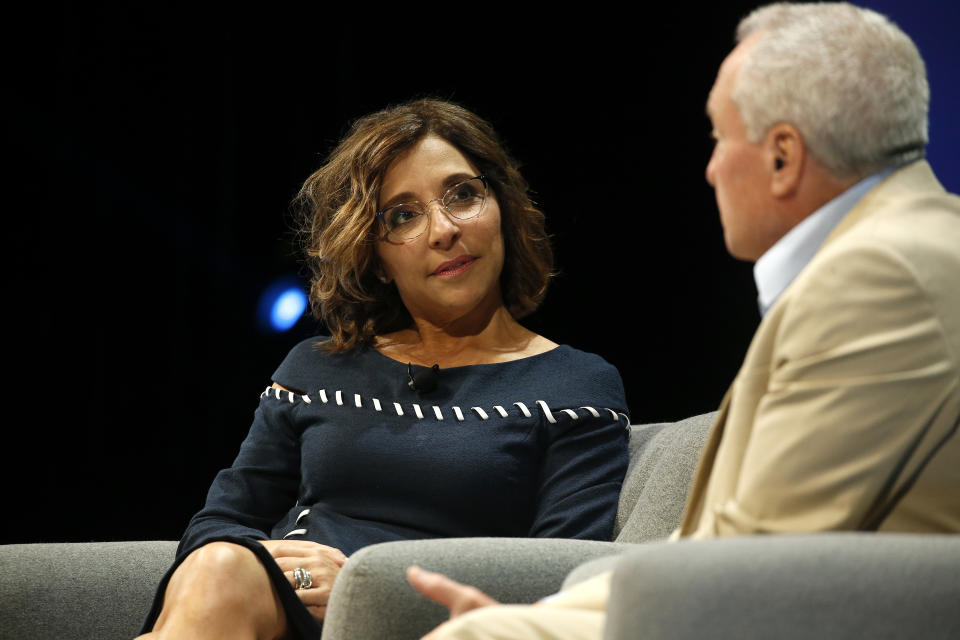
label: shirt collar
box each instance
[753,167,895,316]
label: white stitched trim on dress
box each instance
[536,401,557,424]
[261,388,629,427]
[296,508,310,524]
[283,528,307,538]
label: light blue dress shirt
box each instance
[753,167,897,316]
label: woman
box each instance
[138,99,629,639]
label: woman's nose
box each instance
[427,203,462,249]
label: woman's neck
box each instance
[375,306,556,368]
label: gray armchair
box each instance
[3,412,957,640]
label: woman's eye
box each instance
[389,207,419,226]
[449,184,477,201]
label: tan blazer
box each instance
[680,161,960,537]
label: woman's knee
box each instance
[186,542,260,574]
[153,542,286,637]
[169,542,272,607]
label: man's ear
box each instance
[766,123,804,198]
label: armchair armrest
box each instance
[321,537,631,640]
[0,541,178,640]
[604,533,960,640]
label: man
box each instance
[407,2,960,638]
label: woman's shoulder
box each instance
[270,335,375,393]
[543,343,622,377]
[488,343,627,411]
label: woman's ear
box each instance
[373,262,392,284]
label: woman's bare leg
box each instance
[136,542,288,640]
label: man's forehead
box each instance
[705,63,729,121]
[707,37,756,118]
[706,78,722,115]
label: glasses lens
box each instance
[383,204,428,240]
[443,177,486,220]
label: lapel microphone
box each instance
[407,363,440,393]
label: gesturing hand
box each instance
[259,540,347,622]
[406,565,499,618]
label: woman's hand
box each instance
[258,540,347,622]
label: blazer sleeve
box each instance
[712,239,960,534]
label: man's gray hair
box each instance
[734,2,929,178]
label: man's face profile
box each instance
[705,36,777,262]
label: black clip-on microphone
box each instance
[407,362,440,393]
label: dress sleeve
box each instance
[709,241,960,535]
[527,366,630,540]
[177,390,302,555]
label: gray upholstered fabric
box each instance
[321,537,632,640]
[562,554,624,589]
[614,412,715,542]
[604,533,960,640]
[0,541,177,640]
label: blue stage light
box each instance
[257,280,308,332]
[270,288,308,331]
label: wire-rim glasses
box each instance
[376,175,487,241]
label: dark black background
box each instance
[5,1,957,544]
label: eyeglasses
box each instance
[376,175,487,241]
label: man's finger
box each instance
[407,566,462,606]
[406,566,498,617]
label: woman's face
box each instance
[375,135,505,327]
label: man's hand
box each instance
[259,540,347,622]
[406,565,499,619]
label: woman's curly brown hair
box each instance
[293,99,554,352]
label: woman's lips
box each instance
[432,255,477,277]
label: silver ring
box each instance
[293,567,313,590]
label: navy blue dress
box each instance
[142,337,629,638]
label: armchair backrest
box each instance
[614,412,716,542]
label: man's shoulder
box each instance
[812,161,960,287]
[763,179,960,371]
[852,161,960,229]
